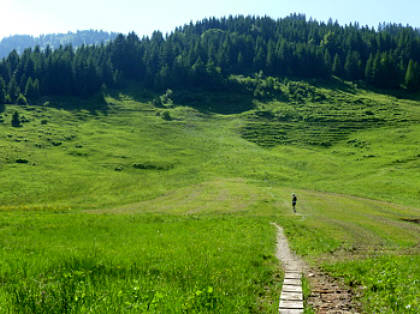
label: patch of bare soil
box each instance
[306,268,361,314]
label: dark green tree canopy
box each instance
[0,14,419,106]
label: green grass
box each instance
[0,79,419,312]
[324,255,420,313]
[301,276,314,314]
[0,212,281,313]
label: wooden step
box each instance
[279,300,304,309]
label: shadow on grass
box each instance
[107,81,158,104]
[305,76,420,103]
[325,77,420,102]
[171,89,255,115]
[308,76,358,94]
[113,81,256,115]
[37,93,110,115]
[367,86,420,102]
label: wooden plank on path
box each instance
[280,291,303,301]
[283,278,302,285]
[282,284,303,293]
[279,300,304,309]
[279,309,303,314]
[284,272,301,279]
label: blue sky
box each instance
[1,0,419,39]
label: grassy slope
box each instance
[0,81,419,312]
[0,212,279,313]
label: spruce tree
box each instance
[323,50,332,75]
[344,51,362,81]
[237,52,244,71]
[0,76,6,105]
[24,77,40,101]
[332,54,342,76]
[33,79,40,99]
[381,52,400,89]
[372,53,381,86]
[7,76,20,103]
[405,60,418,91]
[364,54,374,83]
[0,76,5,112]
[265,41,275,74]
[11,111,21,127]
[414,62,420,90]
[191,57,206,86]
[24,77,33,99]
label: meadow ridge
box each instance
[0,79,419,312]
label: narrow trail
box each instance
[272,223,360,314]
[272,223,304,313]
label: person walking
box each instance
[292,193,297,213]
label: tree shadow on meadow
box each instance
[171,89,255,115]
[114,82,256,115]
[308,76,358,94]
[36,93,110,116]
[364,85,420,102]
[107,83,157,105]
[315,77,420,102]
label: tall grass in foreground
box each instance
[0,212,281,313]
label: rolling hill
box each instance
[0,77,419,312]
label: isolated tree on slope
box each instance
[11,111,21,127]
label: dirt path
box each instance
[273,223,360,314]
[273,223,304,313]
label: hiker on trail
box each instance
[292,193,297,213]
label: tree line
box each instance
[1,14,420,111]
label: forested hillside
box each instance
[1,14,420,110]
[1,14,420,314]
[0,30,117,58]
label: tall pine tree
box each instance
[332,53,343,76]
[405,60,419,91]
[344,51,362,81]
[7,76,20,103]
[0,76,6,105]
[364,54,374,83]
[24,77,40,101]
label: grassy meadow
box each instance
[0,79,419,312]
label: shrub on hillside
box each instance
[16,93,28,106]
[16,158,29,164]
[161,111,172,121]
[11,111,21,127]
[5,94,12,104]
[152,97,162,107]
[133,161,174,170]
